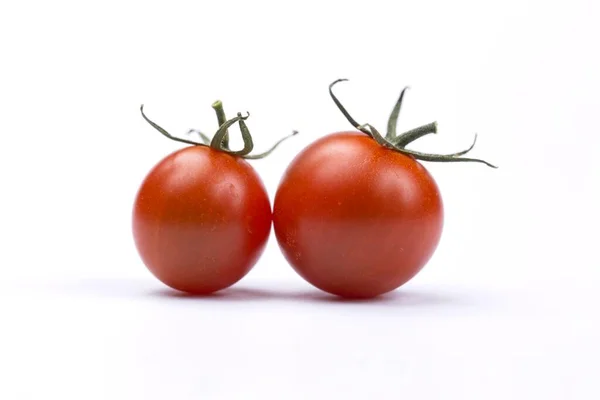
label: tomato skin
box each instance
[132,146,271,294]
[273,132,444,298]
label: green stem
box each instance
[230,115,254,156]
[210,112,252,155]
[141,102,296,160]
[326,79,497,168]
[329,79,372,137]
[444,134,478,157]
[386,86,409,140]
[393,145,497,168]
[140,105,204,146]
[394,122,438,147]
[187,129,211,144]
[244,131,299,159]
[212,100,229,149]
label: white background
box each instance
[1,0,599,398]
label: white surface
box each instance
[1,0,599,399]
[1,278,599,399]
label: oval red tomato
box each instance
[273,132,444,298]
[133,145,271,294]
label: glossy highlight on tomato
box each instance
[273,79,495,298]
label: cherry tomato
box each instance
[134,103,294,294]
[273,132,443,298]
[133,146,271,294]
[273,80,495,298]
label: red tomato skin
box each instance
[273,132,444,298]
[132,146,271,294]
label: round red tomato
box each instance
[133,146,271,294]
[272,79,494,298]
[273,132,444,298]
[133,103,295,295]
[273,79,496,298]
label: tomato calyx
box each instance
[139,101,297,159]
[329,79,497,168]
